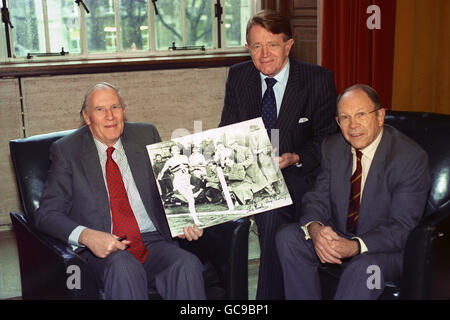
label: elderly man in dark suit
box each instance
[34,82,205,300]
[219,9,337,299]
[276,84,431,299]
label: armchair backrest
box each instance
[384,111,450,299]
[384,111,450,217]
[9,130,76,224]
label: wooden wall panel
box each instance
[0,79,23,228]
[281,0,319,64]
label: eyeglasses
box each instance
[336,107,382,126]
[248,42,281,52]
[92,105,124,114]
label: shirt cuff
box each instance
[295,154,302,167]
[301,222,368,254]
[352,237,368,254]
[301,221,323,240]
[68,225,87,251]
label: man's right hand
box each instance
[308,222,342,265]
[78,228,131,258]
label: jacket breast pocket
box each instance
[293,120,312,143]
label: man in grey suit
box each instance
[276,84,431,299]
[34,82,205,300]
[219,10,337,299]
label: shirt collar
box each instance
[259,59,290,86]
[352,127,384,160]
[93,137,124,156]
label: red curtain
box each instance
[321,0,396,109]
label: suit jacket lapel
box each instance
[121,128,166,234]
[336,141,353,233]
[276,60,307,149]
[79,129,111,232]
[245,65,263,120]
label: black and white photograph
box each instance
[146,118,292,237]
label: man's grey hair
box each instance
[79,82,126,123]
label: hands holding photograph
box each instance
[147,118,292,237]
[272,147,300,169]
[178,224,203,241]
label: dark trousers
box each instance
[254,170,308,300]
[254,205,294,300]
[80,231,206,300]
[275,223,403,299]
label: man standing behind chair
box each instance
[276,84,430,299]
[219,9,337,299]
[34,82,205,300]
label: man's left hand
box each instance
[329,237,360,259]
[178,224,203,241]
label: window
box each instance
[2,0,260,61]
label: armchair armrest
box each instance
[12,211,250,300]
[10,211,100,300]
[400,208,450,299]
[179,218,250,300]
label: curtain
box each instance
[321,0,396,109]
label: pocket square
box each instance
[298,117,309,123]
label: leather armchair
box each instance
[320,110,450,299]
[9,130,250,300]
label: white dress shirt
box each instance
[259,60,290,116]
[351,128,384,200]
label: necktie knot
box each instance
[107,147,115,159]
[265,77,277,89]
[355,149,363,161]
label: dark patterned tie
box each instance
[347,149,363,234]
[106,147,148,263]
[261,77,277,137]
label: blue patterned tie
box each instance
[261,77,277,138]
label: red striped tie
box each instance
[347,149,362,234]
[106,147,148,263]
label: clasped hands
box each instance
[79,225,203,259]
[308,222,359,264]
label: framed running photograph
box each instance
[146,117,292,237]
